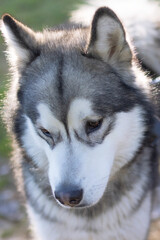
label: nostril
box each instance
[69,189,83,205]
[54,188,83,207]
[69,198,79,205]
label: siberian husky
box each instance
[0,0,160,239]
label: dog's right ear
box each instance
[86,7,132,68]
[0,14,40,71]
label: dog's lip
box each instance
[54,198,91,209]
[72,203,89,208]
[64,204,90,209]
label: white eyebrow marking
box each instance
[67,98,94,130]
[37,103,67,139]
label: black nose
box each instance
[54,187,83,207]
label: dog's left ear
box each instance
[0,14,40,72]
[87,7,132,67]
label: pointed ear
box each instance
[86,7,132,67]
[0,14,40,71]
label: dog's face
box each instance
[1,8,146,208]
[23,100,144,208]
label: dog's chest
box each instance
[28,193,151,240]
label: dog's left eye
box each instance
[86,119,103,134]
[40,128,52,138]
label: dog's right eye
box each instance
[40,128,52,138]
[38,127,55,148]
[86,119,103,134]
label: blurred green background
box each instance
[0,0,83,158]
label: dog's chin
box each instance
[55,201,90,209]
[54,199,99,210]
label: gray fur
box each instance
[0,3,159,240]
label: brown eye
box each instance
[40,128,52,138]
[86,119,103,134]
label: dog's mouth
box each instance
[53,192,99,209]
[53,190,92,209]
[52,184,107,209]
[55,199,90,209]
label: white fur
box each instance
[67,98,93,131]
[37,103,68,141]
[26,154,151,239]
[110,106,146,176]
[22,116,48,169]
[27,187,151,240]
[21,97,149,239]
[37,100,114,206]
[22,99,145,208]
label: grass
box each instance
[1,228,14,238]
[0,217,30,239]
[0,175,11,191]
[0,0,83,29]
[0,0,83,157]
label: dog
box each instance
[0,0,160,239]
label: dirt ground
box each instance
[149,219,160,240]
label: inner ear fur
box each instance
[87,7,132,67]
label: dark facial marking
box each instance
[36,126,62,149]
[40,128,52,138]
[57,56,64,96]
[74,130,95,147]
[74,118,115,147]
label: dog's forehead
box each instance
[36,99,93,130]
[43,53,107,120]
[22,46,137,123]
[23,51,113,117]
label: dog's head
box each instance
[1,8,147,208]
